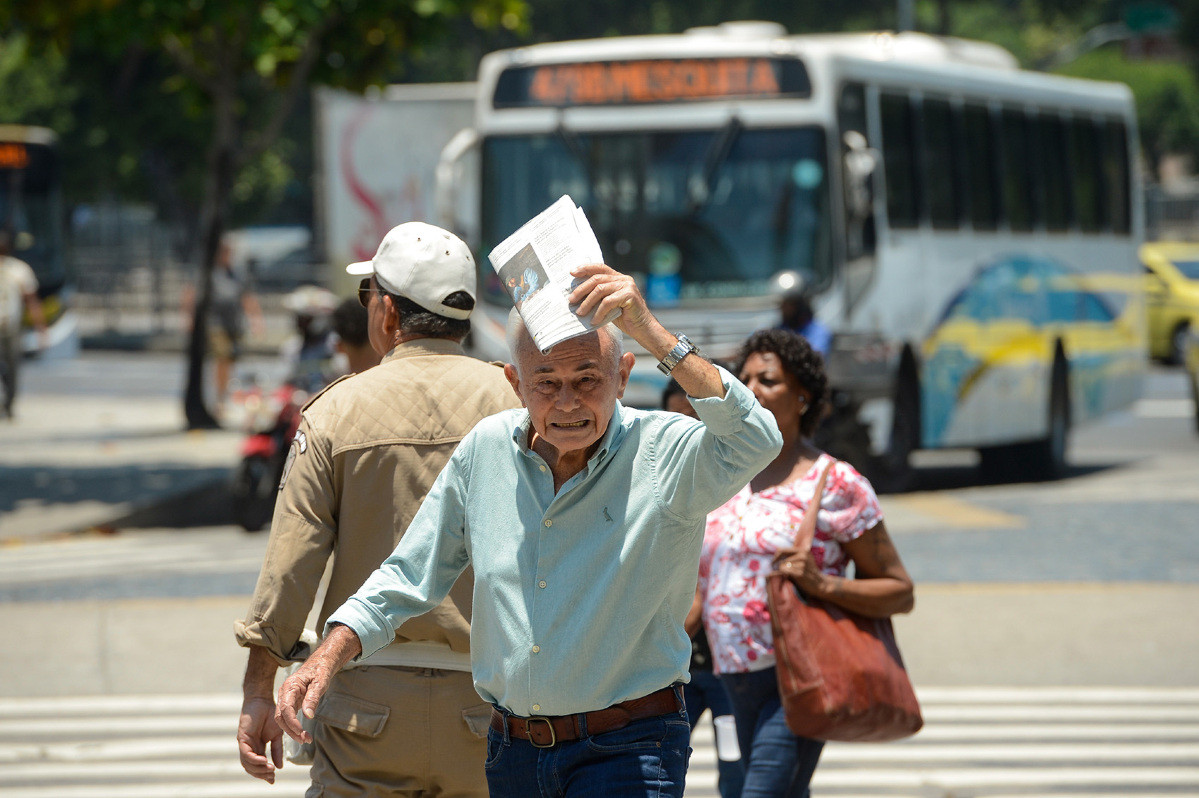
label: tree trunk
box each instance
[183,72,239,430]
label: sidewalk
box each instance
[0,301,300,542]
[0,388,244,541]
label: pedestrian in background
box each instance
[699,328,914,797]
[663,378,746,798]
[182,238,265,419]
[273,262,782,798]
[777,290,830,359]
[0,229,46,419]
[234,222,521,796]
[330,295,380,375]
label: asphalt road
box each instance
[11,350,1199,591]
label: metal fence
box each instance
[1146,184,1199,242]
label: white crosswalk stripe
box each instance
[1,688,1197,797]
[0,528,269,587]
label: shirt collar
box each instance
[381,337,467,364]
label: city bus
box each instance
[0,124,73,356]
[438,23,1145,488]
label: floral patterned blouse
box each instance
[698,453,882,675]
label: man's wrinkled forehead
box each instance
[517,330,612,373]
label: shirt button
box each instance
[538,580,547,589]
[544,519,552,527]
[532,704,541,712]
[532,645,541,653]
[539,465,546,472]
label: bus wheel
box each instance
[873,372,919,493]
[1032,354,1072,480]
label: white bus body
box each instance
[441,25,1145,486]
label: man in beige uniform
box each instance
[235,222,520,796]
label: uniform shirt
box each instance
[234,338,521,666]
[327,366,782,716]
[699,454,882,675]
[0,255,37,334]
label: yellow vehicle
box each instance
[1140,242,1199,364]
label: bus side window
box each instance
[921,96,962,230]
[1069,117,1104,233]
[1103,120,1131,235]
[999,108,1035,232]
[880,91,919,229]
[838,82,876,257]
[962,103,999,231]
[1039,113,1072,232]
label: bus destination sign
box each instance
[493,57,810,108]
[0,142,30,170]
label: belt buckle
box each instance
[524,716,556,748]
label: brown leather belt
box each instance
[489,686,683,748]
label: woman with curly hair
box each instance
[695,328,915,797]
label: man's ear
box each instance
[615,351,635,399]
[503,363,526,406]
[380,296,400,338]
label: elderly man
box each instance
[235,222,520,796]
[276,262,782,797]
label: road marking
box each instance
[3,688,1198,798]
[1134,398,1195,419]
[887,493,1025,529]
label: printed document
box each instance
[487,195,617,353]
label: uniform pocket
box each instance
[315,691,390,737]
[462,702,493,738]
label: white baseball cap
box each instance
[346,222,477,320]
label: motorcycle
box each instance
[229,379,308,532]
[230,285,341,531]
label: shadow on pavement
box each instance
[0,463,235,530]
[907,460,1125,493]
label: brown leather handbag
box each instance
[765,461,923,742]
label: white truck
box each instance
[313,83,477,294]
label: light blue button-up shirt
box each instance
[327,366,781,716]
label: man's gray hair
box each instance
[506,307,623,369]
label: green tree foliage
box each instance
[12,0,526,428]
[0,33,76,135]
[1060,47,1199,177]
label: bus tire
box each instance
[872,367,920,494]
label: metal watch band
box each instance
[657,333,698,376]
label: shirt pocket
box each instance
[315,691,390,737]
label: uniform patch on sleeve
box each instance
[278,430,307,490]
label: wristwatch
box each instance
[657,333,699,376]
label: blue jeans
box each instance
[485,689,691,797]
[721,667,824,798]
[683,669,745,798]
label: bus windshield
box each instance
[480,126,831,306]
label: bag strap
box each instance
[790,458,836,558]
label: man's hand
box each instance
[275,624,361,744]
[239,646,283,782]
[568,263,659,340]
[569,262,725,400]
[238,696,284,783]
